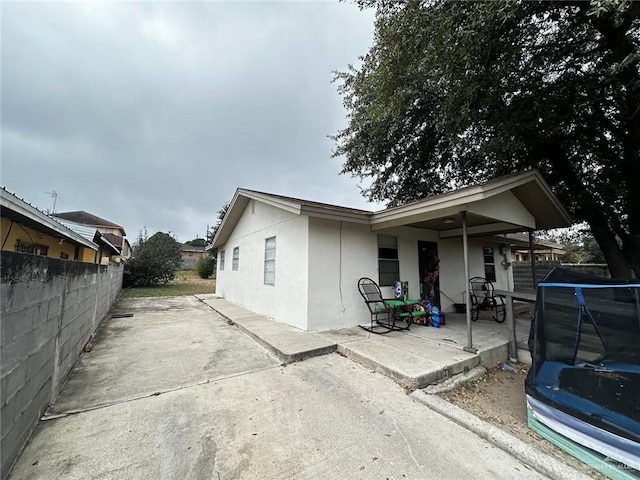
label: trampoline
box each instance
[525,268,640,476]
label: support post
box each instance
[505,294,518,362]
[462,211,476,353]
[528,229,537,291]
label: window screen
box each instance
[264,236,276,285]
[378,235,399,286]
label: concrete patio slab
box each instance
[195,296,529,391]
[49,296,280,415]
[196,295,337,364]
[9,353,551,480]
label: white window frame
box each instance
[219,250,225,271]
[264,236,276,285]
[483,247,496,282]
[232,247,239,271]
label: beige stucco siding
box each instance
[307,218,377,331]
[216,200,309,330]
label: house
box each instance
[1,188,100,262]
[53,210,131,260]
[180,244,206,269]
[209,170,571,333]
[53,217,121,265]
[501,232,566,262]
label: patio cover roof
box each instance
[210,169,571,249]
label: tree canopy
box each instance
[185,238,206,247]
[333,0,640,278]
[207,202,230,245]
[124,231,182,287]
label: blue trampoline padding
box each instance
[538,283,640,288]
[527,395,640,471]
[529,361,640,440]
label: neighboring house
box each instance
[53,210,130,260]
[53,218,121,265]
[501,232,566,262]
[180,244,206,269]
[1,188,100,262]
[209,170,571,332]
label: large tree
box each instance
[333,0,640,278]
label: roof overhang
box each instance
[208,170,572,249]
[1,189,99,251]
[209,188,371,249]
[370,170,571,237]
[95,233,121,255]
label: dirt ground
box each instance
[172,270,217,288]
[440,363,607,479]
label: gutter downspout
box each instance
[462,211,476,353]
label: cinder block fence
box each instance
[1,252,123,479]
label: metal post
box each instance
[505,294,518,362]
[462,211,476,353]
[528,229,537,290]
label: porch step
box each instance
[196,295,336,364]
[337,334,480,390]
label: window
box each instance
[378,235,399,286]
[60,252,69,260]
[220,250,225,270]
[264,236,276,285]
[232,247,239,270]
[483,247,496,282]
[15,239,48,256]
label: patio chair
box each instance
[357,277,427,334]
[469,277,506,323]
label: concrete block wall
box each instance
[0,252,123,480]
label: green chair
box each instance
[357,277,427,334]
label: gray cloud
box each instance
[2,1,378,242]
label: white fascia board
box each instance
[1,190,98,250]
[300,205,371,224]
[237,189,302,215]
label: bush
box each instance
[196,255,216,279]
[124,232,182,287]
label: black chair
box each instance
[469,277,505,323]
[357,277,427,334]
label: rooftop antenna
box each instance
[45,190,58,214]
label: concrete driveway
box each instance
[8,296,549,480]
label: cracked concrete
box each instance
[8,295,555,480]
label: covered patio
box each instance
[370,169,571,355]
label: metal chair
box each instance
[357,277,427,334]
[469,277,505,323]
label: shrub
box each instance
[124,232,182,287]
[196,255,216,279]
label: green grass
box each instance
[120,272,216,298]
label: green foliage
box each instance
[207,202,230,245]
[545,227,607,264]
[334,0,640,278]
[196,254,216,279]
[185,238,206,247]
[124,232,182,287]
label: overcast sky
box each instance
[2,1,379,242]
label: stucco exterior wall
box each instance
[1,218,93,262]
[307,218,377,331]
[216,200,309,330]
[438,237,514,312]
